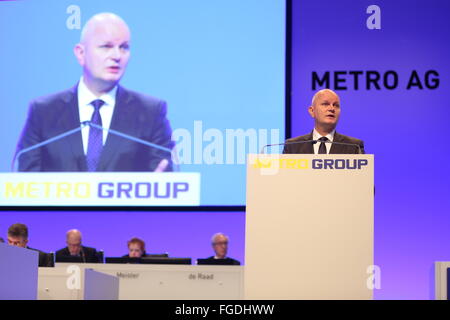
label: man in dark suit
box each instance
[15,13,173,172]
[203,233,240,265]
[283,89,364,154]
[7,223,53,267]
[55,229,99,263]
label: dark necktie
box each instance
[86,99,105,172]
[318,136,328,154]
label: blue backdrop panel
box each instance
[291,0,450,299]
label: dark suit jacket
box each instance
[16,84,174,171]
[283,131,365,154]
[27,246,52,267]
[204,256,241,265]
[55,246,99,263]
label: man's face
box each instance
[67,236,82,256]
[77,20,130,88]
[212,236,228,259]
[128,243,144,258]
[7,236,28,248]
[308,91,341,129]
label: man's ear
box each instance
[74,43,85,66]
[308,105,315,118]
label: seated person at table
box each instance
[203,233,240,265]
[55,229,99,263]
[123,237,147,258]
[7,223,52,267]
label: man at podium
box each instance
[283,89,365,154]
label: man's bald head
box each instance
[67,229,82,241]
[66,229,83,255]
[311,89,339,107]
[80,13,130,45]
[308,89,341,135]
[74,12,131,96]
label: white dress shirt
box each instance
[78,77,117,155]
[312,128,335,154]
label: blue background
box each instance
[0,0,286,206]
[291,0,450,299]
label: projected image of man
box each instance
[15,13,174,172]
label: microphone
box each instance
[82,121,178,172]
[12,122,89,172]
[260,140,317,154]
[322,140,363,154]
[261,139,362,154]
[12,121,177,172]
[80,247,86,263]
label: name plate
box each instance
[0,172,200,206]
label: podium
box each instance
[0,243,38,300]
[245,154,374,299]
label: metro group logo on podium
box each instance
[249,155,370,176]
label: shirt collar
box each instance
[313,128,335,142]
[78,77,117,107]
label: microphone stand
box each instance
[12,123,88,172]
[12,121,178,171]
[84,121,178,172]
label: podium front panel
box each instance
[245,154,374,299]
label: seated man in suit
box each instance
[16,12,174,172]
[7,223,52,267]
[203,233,240,265]
[55,229,99,263]
[283,89,365,154]
[123,237,147,258]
